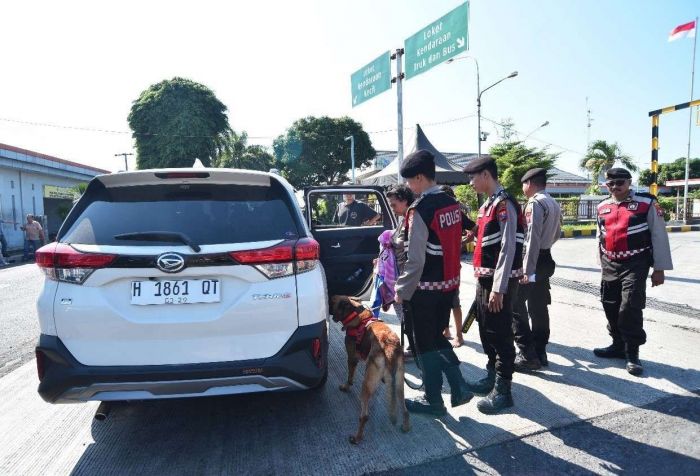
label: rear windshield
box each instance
[61,181,301,246]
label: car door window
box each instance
[309,192,390,229]
[305,188,394,298]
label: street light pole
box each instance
[448,57,517,159]
[115,152,133,171]
[478,71,518,155]
[344,135,355,184]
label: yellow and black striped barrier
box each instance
[459,226,698,254]
[648,98,700,195]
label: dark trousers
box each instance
[513,250,556,355]
[0,233,7,257]
[476,277,519,380]
[601,255,649,348]
[405,289,461,404]
[23,240,41,260]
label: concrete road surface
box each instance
[0,234,698,475]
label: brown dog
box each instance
[329,295,410,444]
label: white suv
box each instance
[34,168,394,403]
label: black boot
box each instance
[625,345,643,376]
[405,395,447,416]
[464,363,496,395]
[513,350,541,372]
[476,375,514,414]
[406,352,446,416]
[444,365,474,408]
[593,338,626,359]
[536,348,548,367]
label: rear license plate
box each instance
[130,279,220,305]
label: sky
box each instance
[1,0,699,177]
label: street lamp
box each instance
[448,56,518,159]
[477,71,518,158]
[344,135,355,184]
[523,120,550,140]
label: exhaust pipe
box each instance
[94,401,111,421]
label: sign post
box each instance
[394,49,404,183]
[404,2,469,80]
[350,52,392,107]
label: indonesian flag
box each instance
[669,20,696,42]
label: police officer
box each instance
[513,168,562,371]
[462,156,524,414]
[593,168,673,375]
[439,185,477,347]
[395,150,473,416]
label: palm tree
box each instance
[579,140,637,186]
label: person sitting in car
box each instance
[332,194,381,226]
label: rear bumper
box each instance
[36,320,328,404]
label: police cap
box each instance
[463,156,496,174]
[400,149,435,178]
[521,167,547,183]
[606,168,632,180]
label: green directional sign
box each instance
[404,2,469,80]
[351,51,392,107]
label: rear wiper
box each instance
[114,231,201,252]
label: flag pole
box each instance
[683,17,697,224]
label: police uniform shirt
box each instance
[596,191,673,271]
[334,200,379,226]
[395,187,434,300]
[460,204,477,232]
[523,191,562,277]
[482,185,521,294]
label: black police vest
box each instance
[597,192,654,261]
[403,191,462,292]
[473,191,525,277]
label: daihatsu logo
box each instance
[156,253,185,273]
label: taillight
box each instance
[231,244,293,264]
[294,238,319,274]
[311,338,322,368]
[35,242,116,284]
[229,238,319,279]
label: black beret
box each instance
[400,149,435,178]
[606,168,632,179]
[463,156,496,174]
[521,167,547,183]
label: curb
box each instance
[561,229,595,239]
[558,225,699,239]
[463,224,698,249]
[666,224,700,233]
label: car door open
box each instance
[304,186,396,299]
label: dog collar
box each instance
[341,311,359,326]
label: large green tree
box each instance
[579,139,637,185]
[273,116,375,188]
[488,141,558,198]
[638,157,700,186]
[212,130,274,171]
[128,77,230,169]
